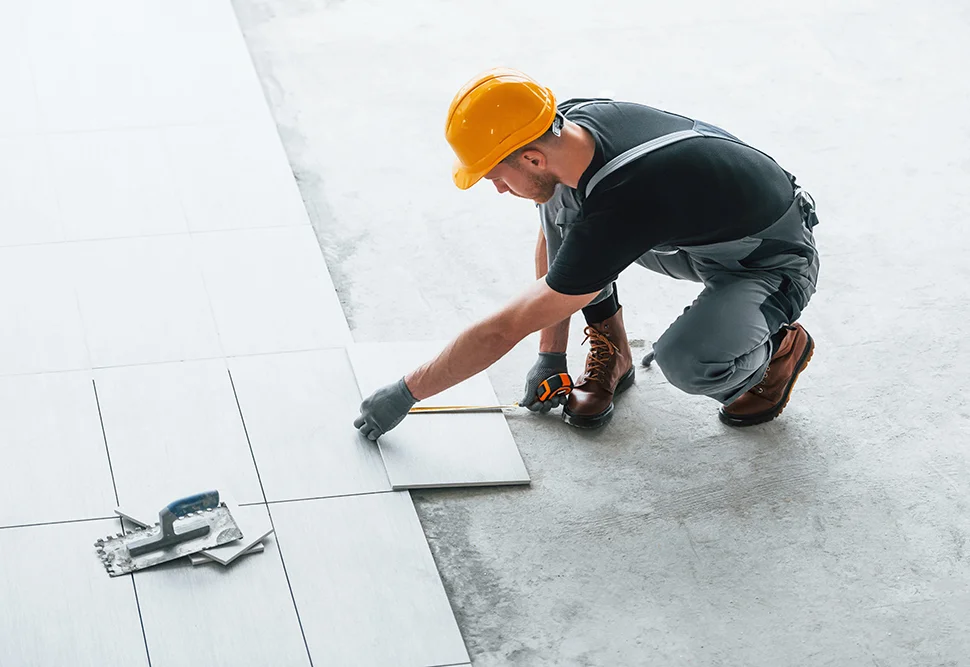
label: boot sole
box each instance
[718,333,815,427]
[562,367,636,429]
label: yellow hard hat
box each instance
[445,68,557,190]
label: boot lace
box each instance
[581,326,618,382]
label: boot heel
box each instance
[615,367,636,395]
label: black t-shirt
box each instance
[545,99,795,295]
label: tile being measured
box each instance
[0,519,148,667]
[95,359,263,507]
[133,508,310,667]
[229,349,390,502]
[271,493,469,666]
[348,341,531,489]
[193,227,351,357]
[0,372,116,527]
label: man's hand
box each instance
[353,377,417,441]
[521,352,569,412]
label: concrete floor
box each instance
[232,1,970,664]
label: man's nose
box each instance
[492,180,509,194]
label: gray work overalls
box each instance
[539,103,820,405]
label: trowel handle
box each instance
[165,491,220,518]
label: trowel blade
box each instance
[95,505,243,577]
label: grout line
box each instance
[262,505,315,667]
[238,490,396,507]
[227,368,270,506]
[10,119,251,138]
[0,222,309,251]
[96,385,153,665]
[226,345,351,361]
[191,224,229,360]
[0,515,116,531]
[228,367,315,667]
[130,574,154,667]
[92,379,120,506]
[0,343,354,380]
[122,516,154,667]
[424,662,471,667]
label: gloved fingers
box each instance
[361,422,381,441]
[553,394,569,408]
[524,399,563,414]
[354,415,381,441]
[520,390,538,407]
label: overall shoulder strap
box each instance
[585,129,702,197]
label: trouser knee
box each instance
[652,338,710,396]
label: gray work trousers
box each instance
[541,192,820,405]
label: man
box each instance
[353,67,819,439]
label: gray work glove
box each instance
[354,377,417,441]
[521,352,569,413]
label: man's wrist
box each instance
[399,375,418,403]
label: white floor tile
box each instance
[0,244,90,376]
[70,235,222,367]
[27,0,268,132]
[0,137,63,247]
[193,227,351,356]
[271,493,469,666]
[229,350,390,502]
[0,6,39,136]
[95,359,264,507]
[133,509,309,667]
[348,341,531,489]
[48,129,187,241]
[0,372,116,527]
[165,123,309,232]
[0,519,149,667]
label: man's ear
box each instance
[519,148,547,169]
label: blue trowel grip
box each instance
[166,491,220,517]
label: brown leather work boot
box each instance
[719,323,815,427]
[563,307,635,428]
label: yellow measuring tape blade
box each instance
[409,402,520,413]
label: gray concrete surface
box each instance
[232,1,970,664]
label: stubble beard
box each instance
[529,172,560,204]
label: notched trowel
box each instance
[96,490,243,577]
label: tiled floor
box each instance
[0,1,468,664]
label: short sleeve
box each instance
[545,208,663,295]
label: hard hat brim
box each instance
[452,159,485,190]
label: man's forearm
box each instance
[404,313,517,401]
[539,318,570,353]
[535,228,570,353]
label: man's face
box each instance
[484,158,559,204]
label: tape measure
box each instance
[409,372,573,414]
[536,372,572,402]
